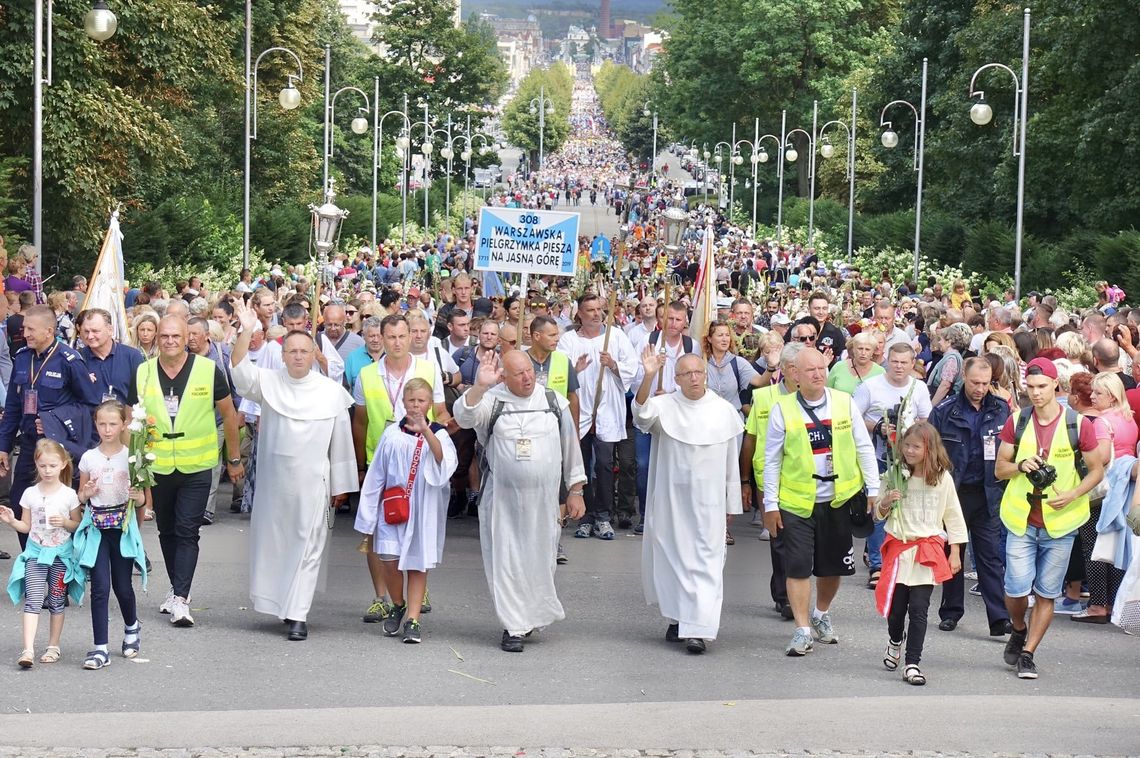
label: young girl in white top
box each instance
[0,439,83,668]
[74,400,150,670]
[874,421,968,686]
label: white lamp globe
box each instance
[881,130,899,149]
[970,101,993,125]
[279,84,301,111]
[350,116,369,135]
[785,148,798,163]
[820,143,835,159]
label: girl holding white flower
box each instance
[872,421,968,686]
[72,400,150,670]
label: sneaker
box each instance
[402,619,422,644]
[159,588,175,615]
[382,603,406,636]
[574,523,594,539]
[775,601,795,621]
[1016,651,1038,679]
[750,510,763,526]
[201,512,214,526]
[633,522,644,535]
[594,520,616,540]
[757,528,771,541]
[556,543,568,565]
[500,630,524,653]
[362,598,391,624]
[421,591,432,614]
[810,612,838,644]
[785,628,814,656]
[964,570,979,581]
[969,583,981,596]
[170,597,194,627]
[1004,627,1027,666]
[1054,597,1086,615]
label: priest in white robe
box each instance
[229,302,358,641]
[454,350,587,653]
[634,350,743,653]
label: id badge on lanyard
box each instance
[23,388,38,415]
[164,388,180,417]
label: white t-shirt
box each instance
[853,375,933,459]
[78,446,131,507]
[22,484,80,548]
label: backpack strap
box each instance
[1011,409,1033,460]
[1066,406,1089,478]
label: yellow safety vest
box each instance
[745,383,787,486]
[776,390,863,518]
[538,350,570,398]
[138,356,220,475]
[1000,408,1090,538]
[359,357,436,463]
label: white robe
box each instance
[356,423,457,571]
[232,357,358,622]
[455,384,587,635]
[634,390,744,640]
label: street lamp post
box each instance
[702,145,710,204]
[713,141,731,211]
[529,85,555,173]
[785,101,819,245]
[324,80,370,202]
[643,100,657,180]
[881,64,928,281]
[371,82,412,250]
[817,89,857,259]
[968,8,1031,300]
[421,103,433,230]
[32,0,118,272]
[746,121,782,241]
[244,28,304,268]
[457,115,496,229]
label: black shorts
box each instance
[774,501,856,579]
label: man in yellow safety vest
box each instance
[761,347,879,657]
[994,357,1104,680]
[129,316,244,628]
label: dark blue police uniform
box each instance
[0,340,101,548]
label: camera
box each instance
[1026,464,1058,490]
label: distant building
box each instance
[487,14,544,84]
[599,0,612,39]
[338,0,461,52]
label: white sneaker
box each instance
[750,510,764,525]
[159,588,175,615]
[170,596,195,627]
[757,528,771,541]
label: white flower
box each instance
[145,453,156,462]
[900,469,911,480]
[127,421,142,433]
[128,455,137,464]
[131,405,148,421]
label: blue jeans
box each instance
[1005,526,1076,599]
[635,429,651,521]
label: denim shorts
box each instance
[1004,527,1076,599]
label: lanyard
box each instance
[383,362,410,412]
[796,392,833,450]
[30,342,60,387]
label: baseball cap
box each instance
[1025,357,1058,380]
[771,313,792,326]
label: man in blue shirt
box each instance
[76,308,144,403]
[929,356,1012,637]
[0,306,101,549]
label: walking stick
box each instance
[590,242,624,423]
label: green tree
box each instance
[501,65,573,169]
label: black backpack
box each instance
[478,388,563,477]
[1011,406,1089,478]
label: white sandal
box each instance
[903,664,926,686]
[883,636,904,671]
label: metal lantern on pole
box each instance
[660,204,690,251]
[310,179,350,283]
[968,8,1031,300]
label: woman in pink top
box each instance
[1091,372,1138,458]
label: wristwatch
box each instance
[227,458,241,465]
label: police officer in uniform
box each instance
[0,305,101,550]
[128,315,244,628]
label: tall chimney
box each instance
[599,0,611,39]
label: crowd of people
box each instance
[1,72,1138,685]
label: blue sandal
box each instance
[122,623,141,659]
[83,649,110,670]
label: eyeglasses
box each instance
[675,370,706,379]
[794,335,817,343]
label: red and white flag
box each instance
[688,224,717,346]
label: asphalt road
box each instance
[1,499,1137,752]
